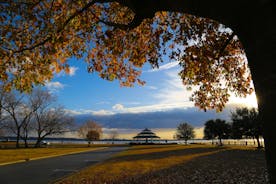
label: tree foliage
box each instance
[176,122,195,144]
[204,119,230,145]
[0,1,252,111]
[231,107,263,148]
[78,120,102,144]
[86,130,100,143]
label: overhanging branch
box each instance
[14,0,97,54]
[98,13,144,30]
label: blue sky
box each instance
[45,57,258,139]
[47,58,257,114]
[47,59,187,113]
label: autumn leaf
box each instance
[0,1,252,111]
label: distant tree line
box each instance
[176,107,263,148]
[204,107,263,148]
[0,84,74,148]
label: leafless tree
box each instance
[2,91,32,148]
[0,87,74,148]
[34,106,74,147]
[176,122,195,145]
[109,129,119,144]
[29,89,74,147]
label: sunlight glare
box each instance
[229,92,258,108]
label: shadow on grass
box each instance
[117,149,267,184]
[57,146,267,184]
[111,146,224,163]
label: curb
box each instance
[0,147,108,166]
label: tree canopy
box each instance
[231,107,263,148]
[0,1,253,111]
[204,119,231,145]
[86,130,100,143]
[78,120,103,139]
[176,122,195,144]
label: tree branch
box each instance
[97,13,144,30]
[14,0,97,54]
[216,32,235,59]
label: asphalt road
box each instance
[0,146,127,184]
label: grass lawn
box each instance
[56,144,268,184]
[0,143,109,164]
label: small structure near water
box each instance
[132,128,160,144]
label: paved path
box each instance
[0,146,127,184]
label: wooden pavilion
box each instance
[133,128,160,144]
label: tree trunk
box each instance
[219,138,222,146]
[16,130,20,148]
[35,137,42,148]
[237,4,275,182]
[255,136,261,149]
[34,132,43,148]
[23,139,28,148]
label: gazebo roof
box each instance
[133,128,160,139]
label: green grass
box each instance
[56,144,267,184]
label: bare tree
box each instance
[1,88,73,148]
[2,91,32,148]
[109,129,119,144]
[176,122,195,144]
[27,88,56,147]
[19,107,33,148]
[33,105,74,147]
[78,120,102,145]
[3,89,54,148]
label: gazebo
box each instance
[133,128,160,144]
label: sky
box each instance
[46,57,258,140]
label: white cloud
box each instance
[148,61,179,72]
[117,103,190,113]
[45,81,64,93]
[92,110,115,116]
[65,109,114,116]
[65,109,83,115]
[112,104,124,111]
[146,85,158,90]
[107,69,194,113]
[66,70,194,115]
[154,69,194,106]
[68,66,78,76]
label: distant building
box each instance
[133,128,160,143]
